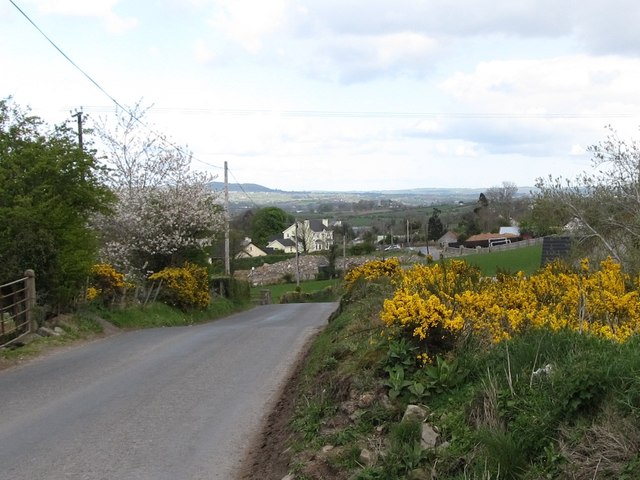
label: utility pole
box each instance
[224,161,230,276]
[425,215,430,256]
[71,109,83,150]
[406,218,410,247]
[295,221,300,287]
[342,228,346,274]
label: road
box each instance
[0,302,337,480]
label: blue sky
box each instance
[2,0,640,191]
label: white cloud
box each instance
[194,39,216,64]
[406,119,445,136]
[29,0,118,16]
[435,55,640,155]
[309,32,439,82]
[24,0,137,33]
[570,144,586,156]
[295,0,640,55]
[7,0,640,191]
[207,0,291,53]
[103,11,137,34]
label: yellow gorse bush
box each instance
[85,286,100,302]
[88,263,132,303]
[380,257,640,347]
[148,263,210,310]
[344,258,402,290]
[91,263,127,289]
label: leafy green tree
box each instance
[250,207,292,247]
[0,98,114,309]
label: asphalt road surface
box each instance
[0,302,337,480]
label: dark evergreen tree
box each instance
[427,208,445,241]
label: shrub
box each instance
[349,242,376,255]
[148,263,209,310]
[344,258,402,292]
[211,276,250,303]
[88,263,131,305]
[381,257,640,362]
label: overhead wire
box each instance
[228,169,260,209]
[8,0,226,175]
[14,0,637,208]
[78,105,637,120]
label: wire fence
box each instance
[1,271,36,348]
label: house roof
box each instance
[307,219,329,232]
[267,236,296,248]
[466,232,518,242]
[235,242,267,258]
[438,231,458,241]
[244,243,267,255]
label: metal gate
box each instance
[0,270,36,348]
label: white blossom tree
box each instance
[93,102,224,275]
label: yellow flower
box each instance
[85,286,100,301]
[149,263,210,310]
[377,255,640,348]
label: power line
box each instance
[10,0,265,212]
[9,1,128,114]
[228,169,260,208]
[9,0,639,126]
[9,0,224,172]
[75,105,639,120]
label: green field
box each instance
[251,279,340,303]
[457,243,543,276]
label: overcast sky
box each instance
[2,0,640,191]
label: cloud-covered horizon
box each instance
[3,0,640,191]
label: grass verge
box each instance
[0,313,104,368]
[277,270,640,480]
[1,297,251,368]
[88,297,251,329]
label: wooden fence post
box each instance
[24,269,36,333]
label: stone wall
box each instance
[235,255,330,286]
[234,253,427,286]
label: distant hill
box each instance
[209,182,536,213]
[210,183,534,196]
[208,182,282,193]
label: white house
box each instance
[235,238,268,259]
[266,235,299,254]
[269,218,334,253]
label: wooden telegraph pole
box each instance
[224,161,230,276]
[71,109,83,150]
